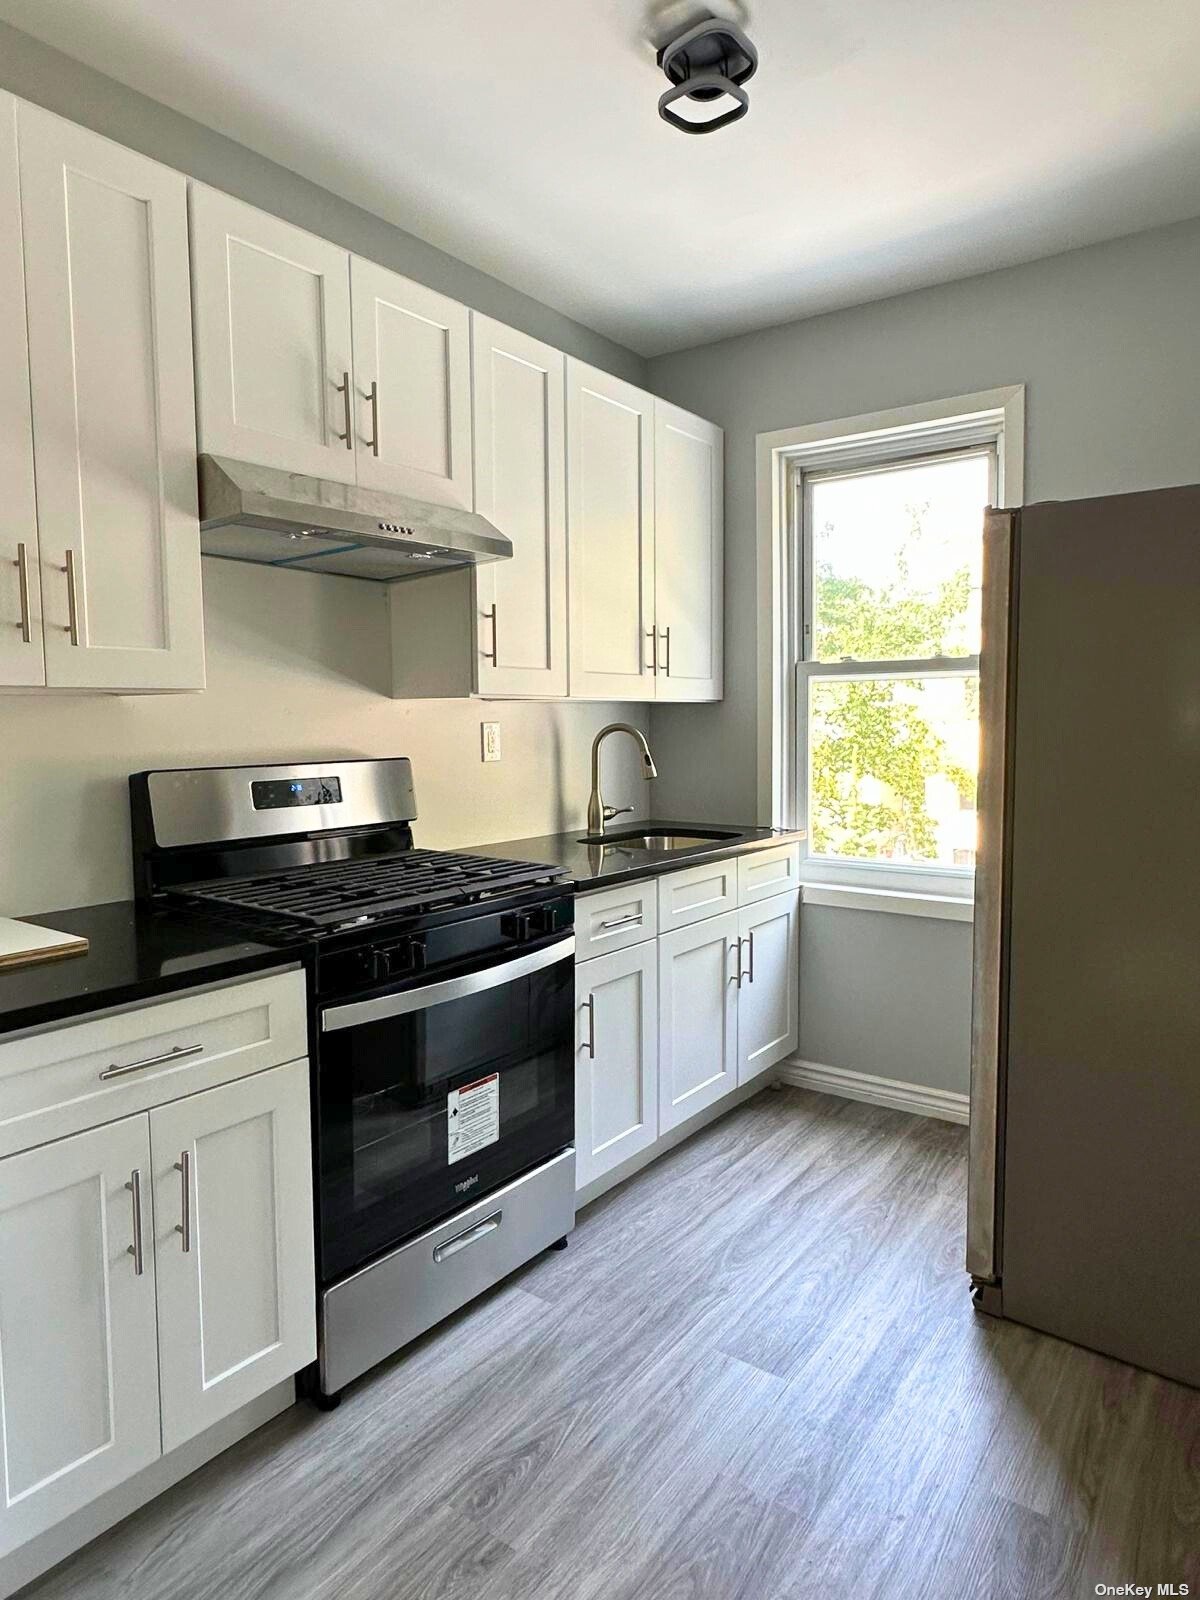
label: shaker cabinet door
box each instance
[0,1116,161,1557]
[151,1060,316,1454]
[575,943,659,1190]
[0,91,43,688]
[350,257,472,508]
[19,104,204,691]
[473,315,567,697]
[567,361,656,701]
[653,400,723,702]
[657,910,740,1133]
[737,891,800,1083]
[190,185,356,484]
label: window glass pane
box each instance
[810,452,990,662]
[809,675,979,869]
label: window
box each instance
[800,447,991,889]
[756,389,1023,904]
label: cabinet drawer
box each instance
[0,968,306,1158]
[656,856,738,933]
[575,881,657,957]
[737,844,801,906]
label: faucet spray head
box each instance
[643,752,659,779]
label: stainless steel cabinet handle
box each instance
[745,928,755,984]
[99,1042,204,1082]
[658,625,671,677]
[335,371,353,448]
[365,380,380,456]
[645,628,658,674]
[13,543,31,643]
[61,550,80,645]
[125,1169,144,1275]
[731,936,744,987]
[433,1211,501,1263]
[581,993,596,1058]
[174,1150,191,1252]
[482,603,499,664]
[599,913,642,931]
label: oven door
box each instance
[316,935,575,1282]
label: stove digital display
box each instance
[251,776,343,811]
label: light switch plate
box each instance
[481,721,501,763]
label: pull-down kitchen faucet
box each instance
[586,723,658,837]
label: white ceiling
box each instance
[4,0,1200,356]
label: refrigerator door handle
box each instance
[966,506,1018,1285]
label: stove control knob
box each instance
[373,940,417,981]
[501,910,535,942]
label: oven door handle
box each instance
[321,934,576,1032]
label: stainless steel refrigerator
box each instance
[967,483,1200,1389]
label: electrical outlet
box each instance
[481,721,501,763]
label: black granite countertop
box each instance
[0,902,306,1037]
[476,820,806,891]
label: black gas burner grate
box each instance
[169,848,565,932]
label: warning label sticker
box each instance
[447,1073,500,1165]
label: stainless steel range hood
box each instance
[197,455,512,582]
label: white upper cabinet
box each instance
[0,1115,161,1556]
[190,186,356,483]
[567,360,656,702]
[0,93,42,688]
[351,258,472,507]
[19,103,204,692]
[473,315,567,697]
[150,1061,315,1454]
[653,401,723,701]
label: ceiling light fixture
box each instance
[656,14,758,135]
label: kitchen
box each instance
[0,4,1199,1598]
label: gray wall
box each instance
[648,215,1200,1094]
[0,26,650,916]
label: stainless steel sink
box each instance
[578,829,740,852]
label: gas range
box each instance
[131,757,570,952]
[129,758,578,1405]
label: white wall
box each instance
[1,561,651,916]
[0,25,650,917]
[648,214,1200,1093]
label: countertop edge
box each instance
[476,823,807,895]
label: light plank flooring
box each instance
[26,1088,1200,1600]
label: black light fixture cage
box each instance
[656,17,758,134]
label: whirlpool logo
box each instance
[454,1173,480,1195]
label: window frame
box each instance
[756,388,1024,902]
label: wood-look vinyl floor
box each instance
[26,1087,1200,1600]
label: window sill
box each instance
[801,884,974,923]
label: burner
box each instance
[170,848,565,933]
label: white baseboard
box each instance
[777,1056,970,1125]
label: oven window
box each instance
[317,946,574,1280]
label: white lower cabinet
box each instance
[150,1061,315,1453]
[0,1115,161,1556]
[0,974,313,1561]
[574,943,658,1189]
[737,891,800,1085]
[574,859,801,1192]
[657,910,740,1133]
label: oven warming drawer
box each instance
[319,1147,575,1394]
